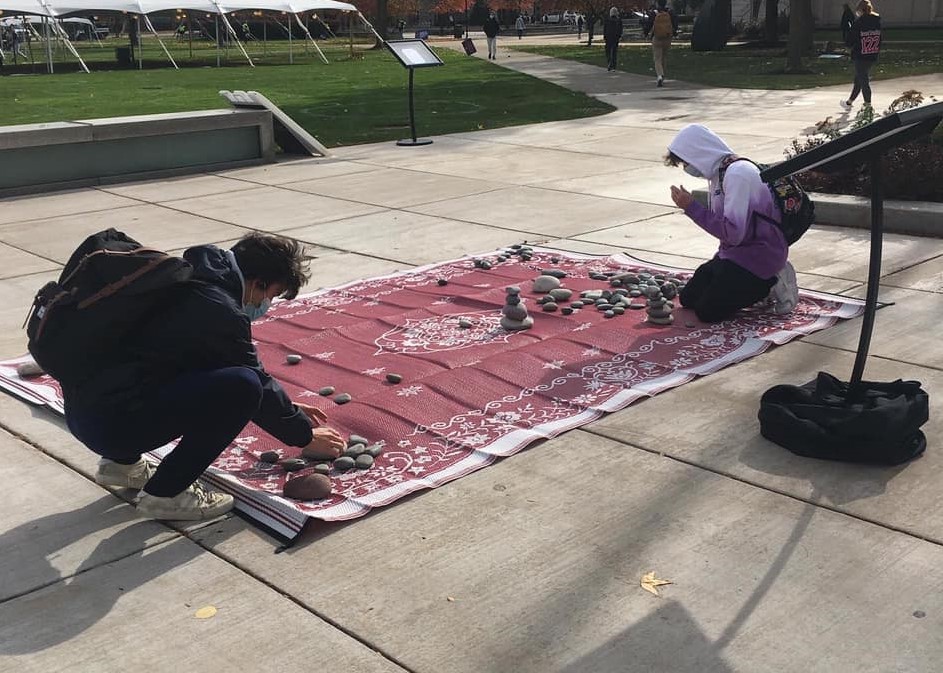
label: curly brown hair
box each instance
[231,233,311,300]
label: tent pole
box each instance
[188,14,192,59]
[357,11,384,44]
[136,15,142,69]
[218,11,253,66]
[263,15,266,56]
[287,13,292,64]
[43,16,53,73]
[348,11,353,57]
[215,14,220,66]
[293,13,328,64]
[144,14,177,69]
[52,20,89,72]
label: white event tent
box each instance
[0,0,375,73]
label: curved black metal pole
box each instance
[849,156,883,388]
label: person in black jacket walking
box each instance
[483,12,500,59]
[603,6,623,71]
[841,0,881,109]
[65,232,346,520]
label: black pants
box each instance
[679,258,775,323]
[66,366,263,497]
[849,58,875,104]
[605,41,618,70]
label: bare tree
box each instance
[764,0,778,43]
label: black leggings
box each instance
[605,41,619,69]
[680,258,775,323]
[849,59,875,104]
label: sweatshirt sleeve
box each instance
[198,304,314,447]
[682,168,752,246]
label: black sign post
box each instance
[385,39,444,147]
[757,102,942,464]
[761,102,943,388]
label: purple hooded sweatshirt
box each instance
[668,124,788,280]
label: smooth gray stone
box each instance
[595,298,609,306]
[318,386,335,396]
[479,261,492,270]
[604,310,615,318]
[548,288,573,302]
[501,316,534,331]
[589,272,608,281]
[259,450,280,464]
[648,298,667,308]
[355,454,375,470]
[639,272,653,280]
[570,301,584,309]
[654,274,666,281]
[437,278,448,286]
[685,321,697,328]
[280,458,307,472]
[612,288,628,296]
[344,443,368,457]
[503,305,529,321]
[537,295,551,304]
[629,290,643,297]
[645,286,663,298]
[459,318,473,328]
[366,444,384,458]
[628,302,647,310]
[334,393,353,405]
[286,354,302,365]
[662,285,678,299]
[386,373,403,384]
[581,290,603,300]
[597,303,614,311]
[609,279,622,287]
[561,307,574,315]
[601,290,612,298]
[542,302,559,312]
[532,275,561,293]
[612,306,625,315]
[313,463,331,475]
[550,257,560,263]
[649,315,674,325]
[540,269,568,279]
[333,456,356,471]
[648,308,672,319]
[506,285,521,295]
[506,294,521,305]
[348,434,369,447]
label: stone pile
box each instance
[501,285,534,331]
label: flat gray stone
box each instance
[548,288,573,302]
[532,276,561,293]
[501,316,534,331]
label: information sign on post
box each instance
[385,39,444,147]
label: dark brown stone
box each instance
[259,450,280,463]
[283,474,332,500]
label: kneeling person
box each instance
[665,124,799,322]
[65,233,345,520]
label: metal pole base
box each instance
[396,138,433,146]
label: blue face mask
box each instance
[245,298,271,322]
[683,163,703,178]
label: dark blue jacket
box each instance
[64,245,312,447]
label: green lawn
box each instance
[514,42,943,90]
[0,41,613,146]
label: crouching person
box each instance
[665,124,799,322]
[65,233,345,520]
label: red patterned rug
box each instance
[0,247,863,539]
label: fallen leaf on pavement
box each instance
[640,571,672,596]
[194,605,218,619]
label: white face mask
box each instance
[683,163,703,178]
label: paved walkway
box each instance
[1,47,943,672]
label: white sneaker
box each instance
[95,457,154,490]
[840,99,853,109]
[768,261,799,315]
[135,481,234,521]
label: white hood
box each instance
[667,124,734,180]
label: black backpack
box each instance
[758,372,928,466]
[26,229,192,386]
[719,155,815,245]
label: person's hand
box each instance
[670,184,693,210]
[302,427,346,460]
[296,402,328,426]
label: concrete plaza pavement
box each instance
[1,47,942,672]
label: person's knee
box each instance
[694,304,732,323]
[218,367,264,412]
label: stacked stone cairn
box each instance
[501,285,534,331]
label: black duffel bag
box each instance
[758,371,928,466]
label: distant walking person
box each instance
[651,0,677,87]
[603,7,623,71]
[842,0,881,109]
[577,14,584,40]
[484,11,500,59]
[515,14,525,39]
